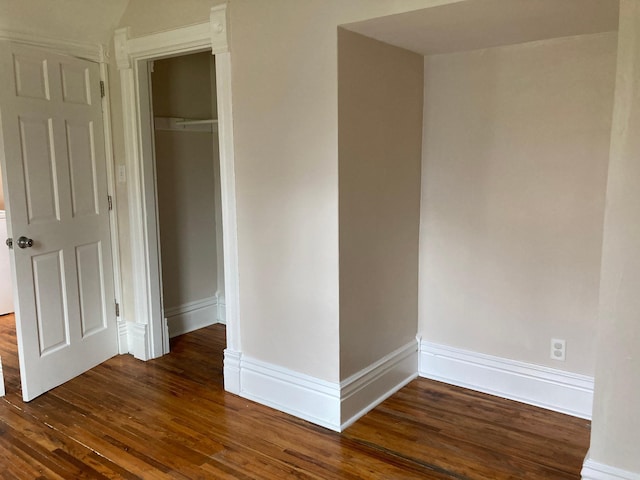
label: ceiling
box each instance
[0,0,130,45]
[343,0,620,56]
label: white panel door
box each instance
[0,42,117,401]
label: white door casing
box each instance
[114,5,241,393]
[0,42,118,401]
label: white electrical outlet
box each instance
[550,338,566,361]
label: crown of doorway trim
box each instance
[114,4,228,70]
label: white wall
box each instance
[153,53,214,120]
[152,53,219,311]
[0,0,128,44]
[226,0,462,382]
[1,5,639,469]
[338,29,423,379]
[105,0,455,383]
[0,170,4,210]
[3,4,640,474]
[589,0,640,475]
[419,32,618,375]
[118,0,222,38]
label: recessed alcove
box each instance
[338,0,619,398]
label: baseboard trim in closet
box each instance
[166,296,219,338]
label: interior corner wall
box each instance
[152,53,219,311]
[110,0,478,385]
[589,0,640,474]
[338,28,423,379]
[419,32,618,375]
[228,0,455,384]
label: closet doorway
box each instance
[149,52,225,342]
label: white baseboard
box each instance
[223,348,241,395]
[165,296,217,338]
[239,355,341,431]
[0,356,5,397]
[340,340,418,430]
[128,322,149,361]
[235,341,419,432]
[217,296,226,325]
[117,320,129,355]
[419,340,594,419]
[582,453,640,480]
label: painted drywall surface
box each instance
[153,53,214,120]
[590,0,640,473]
[154,131,218,308]
[344,0,619,56]
[118,0,226,38]
[338,29,423,378]
[111,0,478,382]
[1,0,459,382]
[0,170,4,210]
[152,53,219,310]
[419,32,618,375]
[226,0,460,381]
[0,0,128,45]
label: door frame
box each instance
[114,4,242,394]
[0,30,125,351]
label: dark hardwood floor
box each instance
[0,313,590,479]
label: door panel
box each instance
[0,42,117,401]
[60,63,91,106]
[33,250,68,354]
[66,120,99,217]
[19,115,60,223]
[13,53,50,100]
[76,241,106,337]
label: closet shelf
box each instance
[154,116,218,133]
[175,118,218,126]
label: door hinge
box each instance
[100,80,105,98]
[115,302,120,317]
[108,195,113,211]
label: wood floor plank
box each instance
[0,314,590,479]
